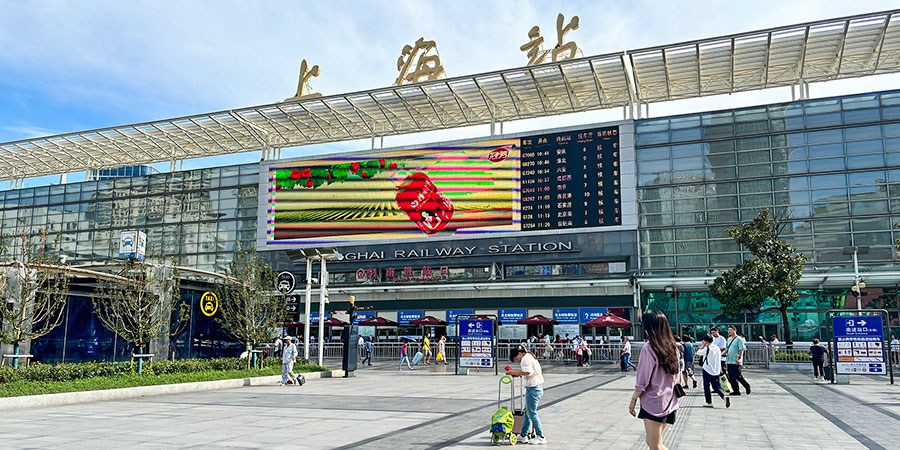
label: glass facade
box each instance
[0,163,259,273]
[88,164,161,181]
[636,90,900,274]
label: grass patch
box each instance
[0,363,327,398]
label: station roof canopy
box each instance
[2,9,899,181]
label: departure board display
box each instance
[520,127,621,231]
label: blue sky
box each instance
[2,0,899,188]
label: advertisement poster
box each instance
[833,316,886,375]
[460,319,494,368]
[268,139,520,245]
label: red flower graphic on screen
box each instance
[395,172,454,235]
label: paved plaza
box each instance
[0,363,898,449]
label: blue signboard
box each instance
[498,309,527,323]
[833,316,886,375]
[580,308,608,324]
[447,309,475,323]
[309,312,330,323]
[352,311,376,325]
[459,319,494,368]
[554,308,580,324]
[398,310,424,325]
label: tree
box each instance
[215,244,285,369]
[0,230,70,368]
[93,260,187,373]
[709,209,807,345]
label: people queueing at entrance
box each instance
[622,336,637,372]
[422,335,432,365]
[507,345,546,445]
[809,338,827,381]
[681,334,698,389]
[280,336,299,386]
[437,336,449,365]
[399,342,413,370]
[724,325,751,395]
[630,310,680,450]
[361,337,373,366]
[697,335,730,408]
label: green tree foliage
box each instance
[93,261,187,372]
[0,230,70,368]
[215,244,285,368]
[709,209,807,345]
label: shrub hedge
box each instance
[0,357,306,385]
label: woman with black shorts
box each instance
[629,310,681,450]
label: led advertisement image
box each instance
[267,139,520,245]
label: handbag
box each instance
[719,373,733,394]
[673,373,685,398]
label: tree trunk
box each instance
[779,306,793,349]
[12,342,19,369]
[247,343,252,370]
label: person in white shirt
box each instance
[280,336,299,386]
[891,335,900,365]
[507,345,546,445]
[696,335,730,408]
[710,328,727,370]
[622,337,637,371]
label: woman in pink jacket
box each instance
[628,310,680,450]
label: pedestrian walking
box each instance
[681,334,698,389]
[696,335,730,408]
[724,325,751,395]
[361,337,373,366]
[622,337,637,371]
[581,338,591,367]
[891,335,899,365]
[674,335,685,380]
[506,345,546,445]
[280,336,299,386]
[710,327,726,373]
[809,338,827,381]
[629,310,680,450]
[398,341,413,370]
[273,336,283,358]
[437,335,449,365]
[423,335,432,365]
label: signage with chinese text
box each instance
[460,319,494,368]
[833,316,886,375]
[498,309,527,323]
[398,310,424,325]
[554,308,580,324]
[580,307,608,324]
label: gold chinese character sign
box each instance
[396,37,445,85]
[520,13,580,65]
[285,59,322,101]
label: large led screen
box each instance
[265,125,622,246]
[267,139,521,245]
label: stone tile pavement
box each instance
[0,362,897,449]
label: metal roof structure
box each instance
[2,9,899,181]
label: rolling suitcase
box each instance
[823,365,833,381]
[412,351,424,365]
[509,376,534,438]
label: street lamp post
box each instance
[843,246,870,310]
[286,248,343,366]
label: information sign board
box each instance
[398,310,424,325]
[459,319,494,368]
[498,309,527,323]
[833,316,886,375]
[580,307,608,324]
[553,308,580,324]
[352,311,376,325]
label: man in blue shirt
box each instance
[681,334,697,388]
[361,337,373,366]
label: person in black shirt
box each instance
[809,338,827,381]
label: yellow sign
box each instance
[395,37,445,85]
[520,13,581,65]
[200,291,218,317]
[285,59,322,102]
